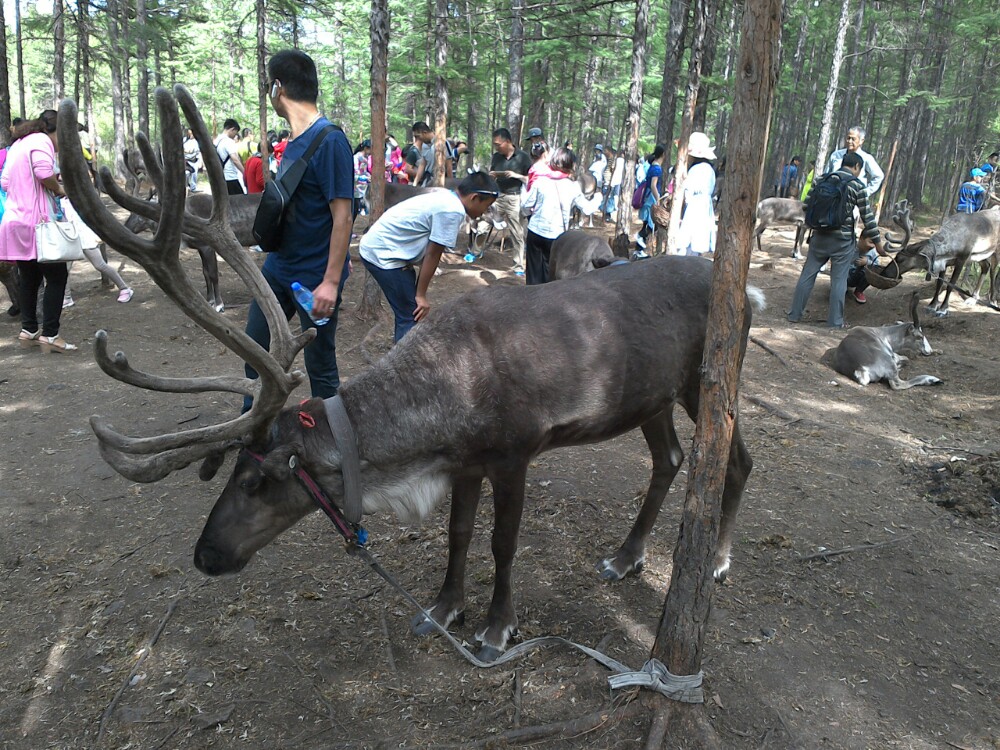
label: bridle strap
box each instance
[323,395,364,524]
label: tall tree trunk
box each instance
[838,0,865,136]
[370,0,389,219]
[53,0,65,103]
[655,0,689,149]
[120,1,134,143]
[464,0,479,163]
[15,0,25,118]
[611,0,650,255]
[645,0,780,742]
[580,43,599,147]
[256,0,268,184]
[508,0,524,142]
[692,0,722,130]
[432,0,448,187]
[814,0,852,173]
[666,0,708,254]
[0,0,11,146]
[106,0,127,178]
[713,1,740,147]
[136,0,149,136]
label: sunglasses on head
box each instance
[472,189,499,198]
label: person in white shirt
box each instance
[360,172,499,341]
[214,118,245,195]
[521,147,600,284]
[824,126,883,197]
[588,145,607,190]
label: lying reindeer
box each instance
[752,197,807,258]
[125,191,263,312]
[881,200,1000,316]
[822,294,943,389]
[59,88,762,663]
[548,229,627,280]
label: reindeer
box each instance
[753,197,807,258]
[124,191,263,312]
[58,87,762,663]
[883,200,1000,316]
[822,293,943,389]
[548,229,627,280]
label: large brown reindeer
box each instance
[60,87,760,662]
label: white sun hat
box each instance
[688,132,717,160]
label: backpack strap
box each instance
[275,124,339,198]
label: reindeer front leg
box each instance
[412,474,483,636]
[474,461,529,662]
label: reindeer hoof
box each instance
[476,644,504,663]
[713,556,731,583]
[411,609,463,636]
[929,307,948,318]
[214,303,225,313]
[596,555,644,581]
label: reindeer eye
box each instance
[239,473,262,493]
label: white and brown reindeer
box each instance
[877,200,1000,315]
[822,293,943,389]
[59,87,763,662]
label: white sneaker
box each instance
[117,288,134,303]
[62,296,75,309]
[632,250,650,260]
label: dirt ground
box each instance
[1,210,998,750]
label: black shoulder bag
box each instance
[253,124,340,253]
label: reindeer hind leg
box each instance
[597,408,684,581]
[714,417,753,582]
[196,245,224,312]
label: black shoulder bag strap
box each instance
[275,123,340,198]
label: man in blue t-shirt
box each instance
[243,49,354,411]
[956,168,988,214]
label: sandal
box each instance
[38,335,78,354]
[18,329,41,348]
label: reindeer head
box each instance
[882,199,935,276]
[58,88,319,570]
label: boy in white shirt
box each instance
[360,172,499,341]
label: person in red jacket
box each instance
[245,139,269,194]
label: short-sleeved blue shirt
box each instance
[263,117,354,289]
[956,181,986,214]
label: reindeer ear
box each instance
[198,450,228,481]
[261,445,298,482]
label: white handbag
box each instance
[36,193,84,263]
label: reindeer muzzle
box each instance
[864,258,902,289]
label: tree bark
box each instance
[655,0,689,149]
[645,0,781,743]
[15,0,25,118]
[433,0,449,187]
[693,0,722,131]
[0,0,11,146]
[813,0,852,174]
[136,0,149,136]
[666,0,708,254]
[256,0,268,185]
[106,0,127,179]
[580,43,599,147]
[508,0,525,143]
[53,0,65,103]
[611,0,650,256]
[370,0,390,219]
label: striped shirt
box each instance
[820,168,881,244]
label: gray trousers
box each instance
[788,231,855,327]
[495,192,526,273]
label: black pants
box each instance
[525,230,555,285]
[18,260,68,337]
[847,265,870,293]
[226,179,245,195]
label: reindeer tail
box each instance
[747,285,767,312]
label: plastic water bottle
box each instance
[291,282,329,326]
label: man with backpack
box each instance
[242,49,354,412]
[787,151,887,329]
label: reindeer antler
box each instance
[884,199,914,253]
[58,88,313,482]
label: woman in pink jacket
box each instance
[0,110,77,352]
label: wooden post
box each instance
[874,138,898,225]
[645,0,782,743]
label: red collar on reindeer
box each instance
[245,394,367,547]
